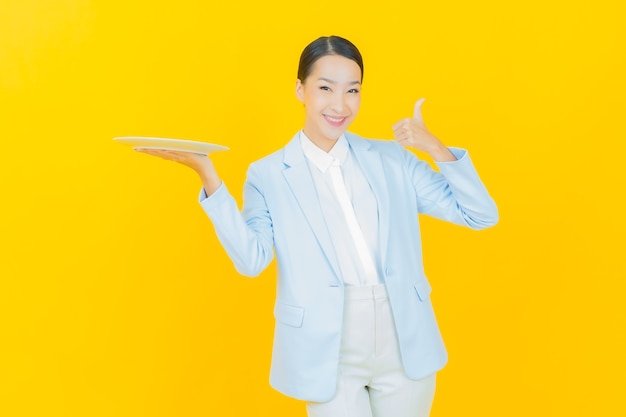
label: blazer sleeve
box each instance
[404,146,499,229]
[198,164,275,277]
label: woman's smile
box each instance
[324,114,348,126]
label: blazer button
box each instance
[385,267,393,276]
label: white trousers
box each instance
[306,284,436,417]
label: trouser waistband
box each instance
[343,283,388,300]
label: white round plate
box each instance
[114,136,229,155]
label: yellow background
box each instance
[1,0,624,415]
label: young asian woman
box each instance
[137,35,498,417]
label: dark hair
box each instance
[297,36,364,83]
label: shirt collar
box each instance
[299,130,349,173]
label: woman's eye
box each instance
[320,86,331,91]
[348,88,360,94]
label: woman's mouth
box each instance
[324,115,347,127]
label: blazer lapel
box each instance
[282,134,342,286]
[346,133,391,266]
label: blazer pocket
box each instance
[274,302,305,328]
[414,280,432,302]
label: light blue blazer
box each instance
[200,132,498,402]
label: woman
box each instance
[138,36,498,417]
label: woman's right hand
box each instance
[136,148,222,196]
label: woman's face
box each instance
[296,54,362,151]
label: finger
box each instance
[392,128,404,142]
[135,148,160,156]
[413,98,426,123]
[394,129,408,141]
[395,137,409,147]
[136,148,169,156]
[392,118,410,131]
[136,148,180,161]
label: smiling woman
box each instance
[136,35,498,417]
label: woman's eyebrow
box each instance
[317,77,361,85]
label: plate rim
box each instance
[113,136,230,153]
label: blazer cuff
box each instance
[434,147,475,171]
[198,181,229,211]
[435,147,467,165]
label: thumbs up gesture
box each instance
[392,99,456,162]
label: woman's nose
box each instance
[330,93,345,113]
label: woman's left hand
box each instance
[392,98,456,162]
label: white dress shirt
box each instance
[300,131,382,286]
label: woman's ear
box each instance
[295,79,304,103]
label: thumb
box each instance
[413,98,426,123]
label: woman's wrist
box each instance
[426,141,456,162]
[194,159,221,195]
